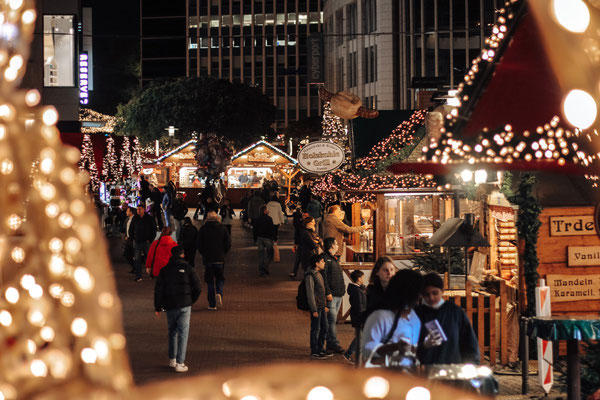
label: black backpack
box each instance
[296,274,310,311]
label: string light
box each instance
[102,136,119,182]
[118,136,134,178]
[131,137,143,173]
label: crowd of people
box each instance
[113,177,481,377]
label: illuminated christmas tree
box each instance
[78,134,100,192]
[119,136,133,177]
[102,135,119,181]
[132,137,143,173]
[321,102,352,169]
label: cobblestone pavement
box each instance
[109,214,565,397]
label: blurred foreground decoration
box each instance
[0,1,485,399]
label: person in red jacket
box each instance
[146,227,178,277]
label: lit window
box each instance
[43,15,75,87]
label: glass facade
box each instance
[43,15,76,87]
[141,0,323,130]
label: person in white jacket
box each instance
[266,195,285,241]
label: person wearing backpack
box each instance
[303,253,332,360]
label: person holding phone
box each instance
[415,272,480,365]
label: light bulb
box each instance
[553,0,590,33]
[363,377,390,399]
[563,89,597,129]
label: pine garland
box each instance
[78,134,100,192]
[508,172,542,317]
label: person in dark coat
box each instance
[139,175,151,202]
[247,190,265,226]
[154,246,201,373]
[299,217,322,272]
[179,217,198,267]
[196,211,231,310]
[252,204,276,276]
[130,204,157,281]
[344,270,366,363]
[304,253,331,359]
[202,197,219,221]
[149,185,164,230]
[122,206,136,271]
[415,272,479,365]
[219,198,235,235]
[366,256,397,309]
[322,237,345,354]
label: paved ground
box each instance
[108,213,566,397]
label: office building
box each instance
[324,0,497,110]
[141,1,324,130]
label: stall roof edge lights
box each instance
[231,140,298,164]
[155,139,197,163]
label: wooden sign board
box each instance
[568,246,600,267]
[547,274,600,302]
[550,215,596,236]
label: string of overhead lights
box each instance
[312,109,437,203]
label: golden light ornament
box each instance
[4,287,19,304]
[363,376,390,399]
[60,291,75,307]
[307,386,334,400]
[48,237,63,253]
[0,310,12,327]
[7,213,21,230]
[71,317,88,337]
[57,212,73,228]
[26,339,36,354]
[30,360,48,378]
[0,158,13,174]
[74,266,94,293]
[93,338,110,360]
[70,199,86,215]
[40,326,55,342]
[21,9,35,24]
[552,0,590,33]
[65,237,81,254]
[45,202,59,217]
[563,89,597,129]
[81,347,98,364]
[48,283,64,298]
[39,157,54,174]
[48,255,66,275]
[27,309,45,326]
[405,387,431,400]
[28,283,42,299]
[41,106,58,126]
[20,273,35,290]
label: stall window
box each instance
[384,195,447,254]
[43,15,76,87]
[227,167,273,188]
[179,167,205,188]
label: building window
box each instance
[347,51,357,88]
[335,9,343,45]
[362,45,377,83]
[43,15,76,87]
[337,57,343,90]
[346,3,357,40]
[362,0,376,33]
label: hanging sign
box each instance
[547,274,600,302]
[550,215,596,236]
[567,246,600,266]
[297,141,345,174]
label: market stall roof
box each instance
[231,140,297,166]
[387,0,600,176]
[155,139,197,163]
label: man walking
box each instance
[322,205,369,258]
[130,204,156,281]
[322,237,346,354]
[253,204,276,277]
[154,246,201,373]
[197,211,231,310]
[122,206,136,272]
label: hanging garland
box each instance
[508,172,542,317]
[312,110,436,203]
[118,136,133,178]
[78,134,100,192]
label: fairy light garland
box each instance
[79,109,117,134]
[78,134,100,192]
[101,136,119,182]
[312,110,436,203]
[420,0,598,173]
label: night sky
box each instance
[85,0,140,115]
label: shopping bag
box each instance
[273,243,280,262]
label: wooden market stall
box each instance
[227,140,299,206]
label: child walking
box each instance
[344,270,367,364]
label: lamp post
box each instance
[164,125,178,149]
